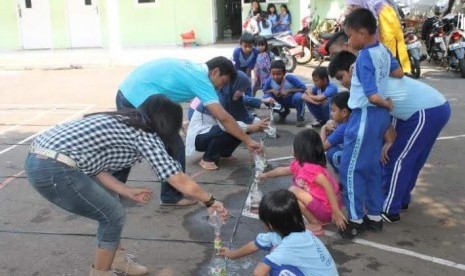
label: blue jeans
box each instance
[25,153,125,250]
[306,102,330,122]
[115,90,183,204]
[195,125,241,163]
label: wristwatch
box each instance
[203,194,216,208]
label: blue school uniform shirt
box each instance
[262,74,307,92]
[255,231,339,276]
[233,47,259,70]
[311,82,338,99]
[119,58,219,108]
[384,77,447,120]
[349,42,400,109]
[327,122,348,148]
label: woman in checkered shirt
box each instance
[25,95,228,276]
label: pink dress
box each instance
[290,161,342,221]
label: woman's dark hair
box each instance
[330,91,351,112]
[344,8,377,35]
[85,95,183,157]
[270,60,286,72]
[266,3,277,15]
[312,66,329,81]
[259,189,305,237]
[328,50,357,78]
[206,56,237,81]
[251,0,262,15]
[255,35,268,50]
[293,129,326,167]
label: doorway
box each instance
[17,0,53,49]
[215,0,242,43]
[66,0,102,48]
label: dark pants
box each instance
[195,125,241,163]
[114,90,183,203]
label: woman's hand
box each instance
[208,200,228,223]
[124,187,153,203]
[332,209,348,230]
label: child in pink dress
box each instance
[259,129,347,235]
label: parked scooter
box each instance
[445,13,465,78]
[403,28,423,78]
[294,16,312,64]
[423,16,448,64]
[266,32,299,72]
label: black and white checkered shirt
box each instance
[31,114,182,180]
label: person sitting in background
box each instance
[233,32,259,77]
[186,71,269,170]
[273,4,292,33]
[262,60,307,127]
[303,67,339,128]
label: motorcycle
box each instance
[423,16,448,64]
[403,28,422,78]
[293,16,339,65]
[445,13,465,78]
[266,32,298,72]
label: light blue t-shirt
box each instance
[385,77,447,120]
[255,231,339,276]
[119,58,219,108]
[349,42,399,109]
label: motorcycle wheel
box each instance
[459,58,465,78]
[281,48,297,72]
[410,57,421,79]
[296,46,312,64]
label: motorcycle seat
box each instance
[320,33,335,39]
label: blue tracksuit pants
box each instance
[383,102,451,215]
[340,107,391,220]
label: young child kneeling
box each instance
[259,129,347,235]
[219,189,339,276]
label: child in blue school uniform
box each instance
[262,60,307,127]
[328,50,451,224]
[233,32,259,78]
[303,67,339,128]
[219,189,339,276]
[337,9,404,239]
[320,92,351,174]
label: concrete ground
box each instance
[0,47,464,276]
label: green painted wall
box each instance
[0,1,20,50]
[312,0,345,24]
[119,0,213,47]
[49,0,69,48]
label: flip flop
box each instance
[199,160,218,170]
[160,198,198,207]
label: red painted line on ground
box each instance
[0,170,24,190]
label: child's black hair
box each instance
[259,189,305,237]
[206,56,237,81]
[255,35,268,49]
[344,8,377,35]
[312,66,329,81]
[328,51,357,78]
[293,129,326,167]
[325,31,348,53]
[240,32,255,44]
[266,3,277,15]
[270,60,286,72]
[330,91,351,112]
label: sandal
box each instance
[160,198,198,207]
[199,159,218,170]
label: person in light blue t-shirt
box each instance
[219,189,339,276]
[328,50,451,224]
[115,57,262,206]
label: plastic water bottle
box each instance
[210,256,227,276]
[208,210,222,237]
[250,173,263,214]
[265,108,277,138]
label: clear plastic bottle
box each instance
[253,137,267,171]
[265,108,277,138]
[210,256,227,276]
[208,210,222,237]
[250,173,263,214]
